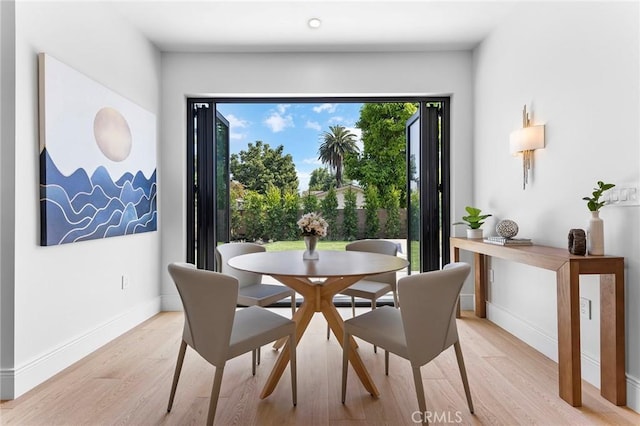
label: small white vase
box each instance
[587,211,604,255]
[466,228,483,239]
[303,235,319,260]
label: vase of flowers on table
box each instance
[297,212,328,260]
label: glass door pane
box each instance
[215,111,230,248]
[406,112,421,273]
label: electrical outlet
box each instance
[121,275,129,290]
[579,297,591,319]
[603,183,640,206]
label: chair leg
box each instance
[167,340,187,412]
[454,341,474,414]
[385,350,389,375]
[252,349,257,376]
[411,365,428,425]
[392,289,399,308]
[371,300,377,353]
[206,365,225,426]
[327,323,331,340]
[291,294,296,317]
[257,346,261,365]
[289,331,297,407]
[341,330,351,403]
[351,296,356,318]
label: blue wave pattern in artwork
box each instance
[40,149,157,245]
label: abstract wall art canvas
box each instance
[38,53,157,246]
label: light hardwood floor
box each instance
[1,308,638,425]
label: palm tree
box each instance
[317,125,358,187]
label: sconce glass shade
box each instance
[509,125,545,154]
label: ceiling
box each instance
[111,0,518,53]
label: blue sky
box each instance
[217,102,363,191]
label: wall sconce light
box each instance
[510,105,545,189]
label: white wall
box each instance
[473,2,640,410]
[160,51,475,309]
[0,0,17,398]
[2,1,162,399]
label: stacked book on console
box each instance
[484,236,532,246]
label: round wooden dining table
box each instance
[228,249,408,399]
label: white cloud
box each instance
[230,132,245,141]
[296,169,311,192]
[347,126,363,152]
[313,103,337,113]
[302,156,322,165]
[328,116,345,124]
[264,112,294,132]
[226,114,248,128]
[277,104,291,114]
[305,120,322,131]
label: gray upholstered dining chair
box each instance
[341,262,474,424]
[327,239,399,352]
[216,242,296,371]
[167,262,297,426]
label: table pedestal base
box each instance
[260,274,380,399]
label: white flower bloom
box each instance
[297,212,328,237]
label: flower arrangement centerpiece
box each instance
[297,212,328,237]
[297,212,327,260]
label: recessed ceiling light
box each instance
[308,18,321,29]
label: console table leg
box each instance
[600,270,626,405]
[474,253,487,318]
[451,246,462,318]
[556,262,582,406]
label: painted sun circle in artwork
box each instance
[93,107,132,162]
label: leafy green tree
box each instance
[384,187,401,238]
[243,190,265,241]
[230,141,298,194]
[264,185,284,241]
[318,125,358,187]
[301,192,319,214]
[308,167,337,191]
[282,189,301,240]
[230,180,245,240]
[341,187,358,241]
[364,185,380,238]
[409,190,420,240]
[345,103,418,204]
[320,187,339,240]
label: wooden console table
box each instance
[450,237,625,407]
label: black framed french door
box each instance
[186,97,449,273]
[406,101,450,273]
[186,101,230,270]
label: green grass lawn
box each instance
[263,240,348,251]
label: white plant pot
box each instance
[466,228,483,239]
[587,211,604,255]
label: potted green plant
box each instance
[454,206,492,239]
[582,181,615,212]
[582,181,615,255]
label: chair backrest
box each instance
[346,239,399,287]
[397,262,471,367]
[215,242,265,288]
[168,262,238,367]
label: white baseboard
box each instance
[161,293,183,311]
[626,375,640,413]
[486,302,600,387]
[459,293,474,311]
[485,302,640,413]
[3,297,161,399]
